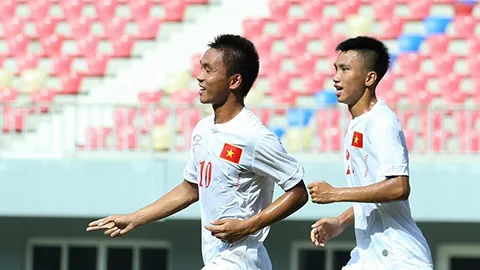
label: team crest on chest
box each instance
[219,143,243,164]
[351,131,364,148]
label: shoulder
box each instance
[193,114,214,133]
[368,102,402,133]
[240,109,278,146]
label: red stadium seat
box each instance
[29,88,56,113]
[27,0,51,21]
[191,53,202,77]
[136,18,162,40]
[422,34,450,57]
[84,127,112,150]
[115,127,139,150]
[34,17,59,38]
[76,35,100,56]
[15,53,41,74]
[379,18,405,40]
[446,90,468,105]
[404,73,430,92]
[0,88,19,103]
[111,35,134,57]
[59,71,83,94]
[466,55,480,78]
[102,18,128,39]
[164,0,187,21]
[277,18,302,38]
[252,35,275,58]
[394,53,423,75]
[61,0,85,19]
[453,1,476,16]
[259,53,284,78]
[7,34,30,56]
[51,54,74,76]
[431,130,453,152]
[382,90,402,106]
[309,17,336,38]
[432,53,458,75]
[175,107,201,134]
[268,0,292,20]
[321,35,346,56]
[372,0,396,21]
[316,109,341,131]
[336,0,361,17]
[466,37,480,54]
[407,0,432,20]
[114,107,136,133]
[40,34,65,57]
[302,0,325,20]
[293,53,318,76]
[403,129,416,151]
[129,0,152,20]
[0,1,17,19]
[407,90,433,106]
[3,17,27,37]
[94,0,118,20]
[170,91,198,105]
[69,17,94,39]
[140,107,169,134]
[2,107,27,133]
[304,72,328,94]
[138,91,163,104]
[272,91,298,114]
[85,54,110,76]
[319,127,342,151]
[250,108,273,126]
[286,34,310,54]
[450,16,476,39]
[242,18,268,39]
[268,72,293,95]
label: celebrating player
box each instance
[307,36,433,269]
[86,34,308,270]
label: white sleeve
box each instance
[370,119,409,178]
[183,148,197,183]
[252,133,305,190]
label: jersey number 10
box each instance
[199,160,212,188]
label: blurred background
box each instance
[0,0,479,269]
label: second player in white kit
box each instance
[308,36,433,269]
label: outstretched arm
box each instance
[131,180,199,225]
[308,175,410,204]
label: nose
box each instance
[333,72,340,84]
[196,69,204,83]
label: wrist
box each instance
[246,215,261,234]
[331,187,346,203]
[129,211,147,228]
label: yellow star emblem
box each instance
[226,149,235,158]
[354,136,359,144]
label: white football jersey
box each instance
[183,107,304,265]
[343,99,433,269]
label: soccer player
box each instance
[86,34,308,270]
[307,36,433,269]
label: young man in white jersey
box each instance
[307,36,433,269]
[86,34,308,270]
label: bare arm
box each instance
[247,180,308,233]
[334,176,410,203]
[132,180,199,226]
[338,206,354,229]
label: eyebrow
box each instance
[334,63,350,68]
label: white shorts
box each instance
[201,243,271,270]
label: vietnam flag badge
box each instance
[220,143,243,164]
[351,131,363,148]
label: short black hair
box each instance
[208,34,260,97]
[336,36,390,84]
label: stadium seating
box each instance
[1,0,479,154]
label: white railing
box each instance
[1,103,480,156]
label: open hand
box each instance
[307,181,337,204]
[86,214,138,238]
[205,219,253,244]
[310,217,345,248]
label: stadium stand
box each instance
[0,0,479,155]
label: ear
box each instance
[229,74,242,91]
[365,71,377,88]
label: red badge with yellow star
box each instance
[351,131,363,148]
[220,143,243,164]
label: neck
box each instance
[348,88,377,118]
[213,94,245,124]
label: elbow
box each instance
[392,178,410,201]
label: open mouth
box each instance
[199,86,206,94]
[334,86,343,96]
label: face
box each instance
[333,50,375,105]
[196,48,241,105]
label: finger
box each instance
[311,219,326,228]
[310,228,317,244]
[205,225,223,233]
[211,220,225,225]
[120,225,134,235]
[307,183,314,189]
[104,227,118,236]
[110,228,122,238]
[86,221,115,232]
[88,218,106,227]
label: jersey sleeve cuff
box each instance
[378,164,409,177]
[279,165,305,191]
